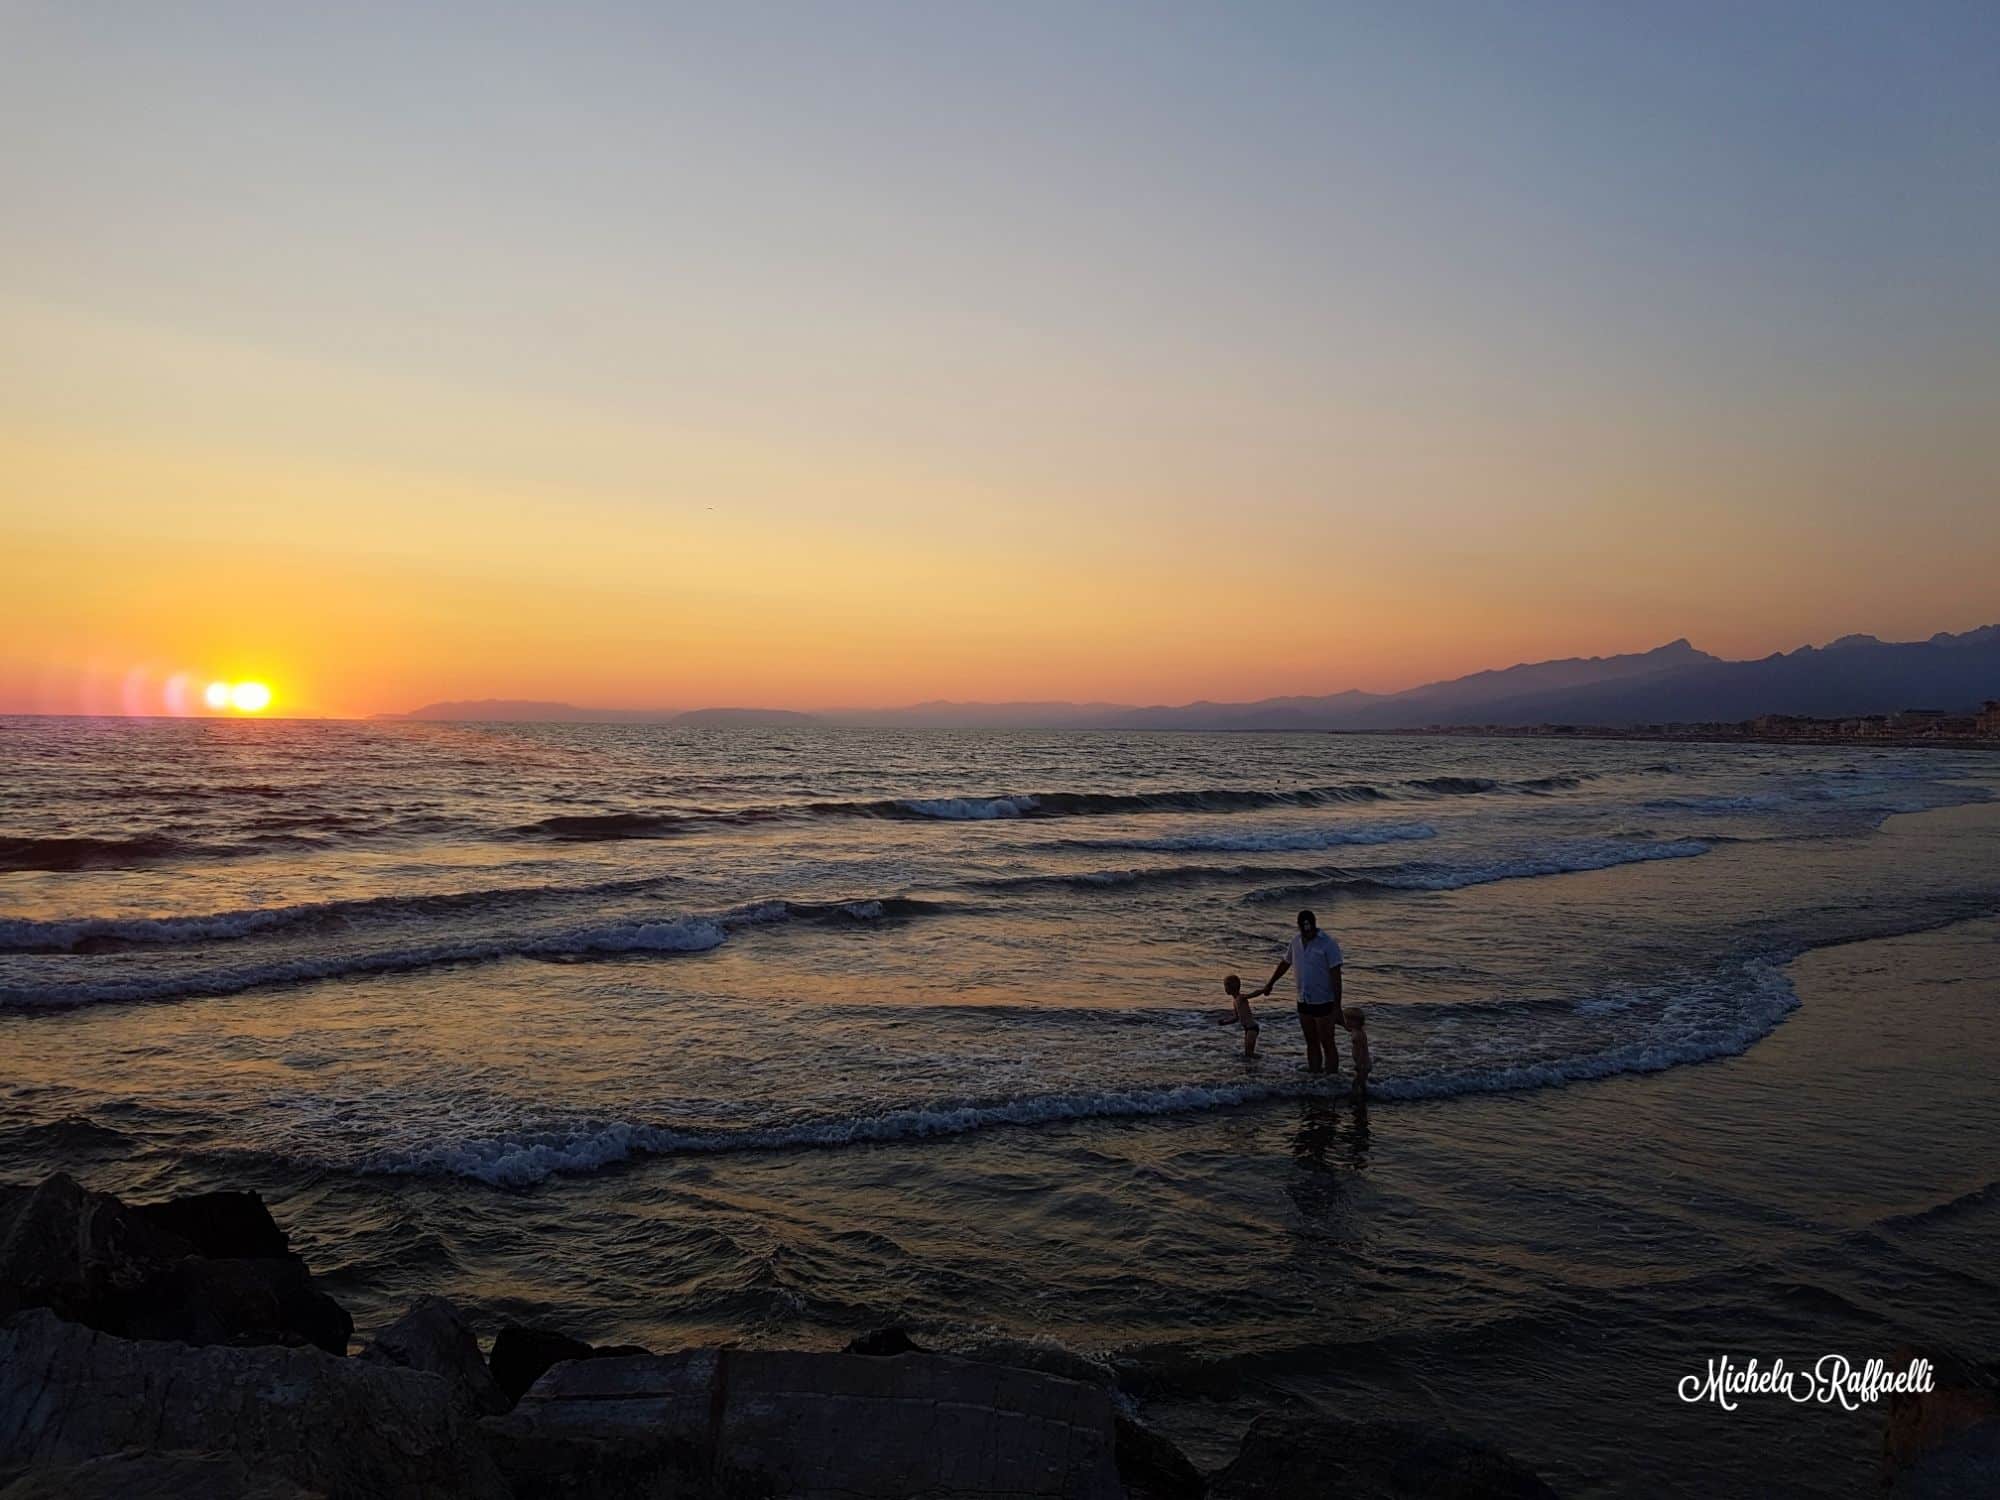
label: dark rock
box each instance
[139,1190,291,1260]
[0,1172,194,1326]
[124,1255,351,1357]
[487,1323,648,1408]
[0,1310,507,1500]
[845,1325,928,1356]
[1209,1413,1557,1500]
[1117,1412,1207,1499]
[489,1325,595,1406]
[0,1451,323,1498]
[484,1346,1127,1499]
[0,1174,350,1356]
[1891,1422,2000,1498]
[958,1333,1120,1390]
[363,1296,507,1416]
[1885,1344,2000,1497]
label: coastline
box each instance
[1331,727,2000,752]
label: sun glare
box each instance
[204,680,273,713]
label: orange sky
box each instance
[4,7,1996,719]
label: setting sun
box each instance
[203,680,273,713]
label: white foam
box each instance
[359,964,1799,1186]
[1374,839,1710,890]
[366,1079,1311,1186]
[897,796,1040,820]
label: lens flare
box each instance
[204,681,231,709]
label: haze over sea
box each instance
[5,718,1999,1495]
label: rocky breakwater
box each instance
[0,1173,1559,1498]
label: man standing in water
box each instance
[1258,909,1344,1073]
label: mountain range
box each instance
[381,625,2000,730]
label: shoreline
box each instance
[1329,726,2000,752]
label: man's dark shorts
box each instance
[1298,1001,1338,1018]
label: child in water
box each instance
[1220,974,1260,1057]
[1345,1006,1371,1100]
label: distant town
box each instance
[1405,701,2000,747]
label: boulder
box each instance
[122,1255,352,1356]
[1885,1345,2000,1497]
[845,1326,928,1357]
[138,1190,291,1261]
[0,1309,507,1500]
[1209,1413,1556,1500]
[0,1174,350,1356]
[0,1172,192,1326]
[1116,1413,1207,1500]
[1890,1422,2000,1499]
[0,1451,323,1498]
[484,1346,1128,1499]
[362,1296,507,1416]
[487,1323,649,1408]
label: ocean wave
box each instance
[0,895,954,1008]
[0,833,233,872]
[1245,838,1711,902]
[968,862,1336,896]
[1403,776,1498,795]
[1071,821,1437,854]
[0,916,728,1009]
[358,963,1800,1186]
[1366,962,1799,1100]
[362,1079,1303,1186]
[509,811,698,839]
[0,873,685,954]
[1515,774,1586,792]
[490,770,1603,839]
[805,784,1391,821]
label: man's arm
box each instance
[1259,959,1290,997]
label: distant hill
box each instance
[379,625,1999,729]
[377,700,810,726]
[1418,626,2000,727]
[674,707,819,727]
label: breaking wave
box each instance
[0,896,953,1009]
[1246,838,1711,901]
[0,873,685,954]
[0,834,234,872]
[358,962,1799,1186]
[1071,821,1437,854]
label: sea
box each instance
[4,717,1998,1496]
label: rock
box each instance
[0,1451,323,1498]
[362,1296,507,1416]
[845,1326,928,1356]
[0,1174,350,1356]
[484,1346,1128,1499]
[1117,1412,1207,1499]
[1209,1413,1556,1500]
[1890,1422,2000,1498]
[138,1190,291,1261]
[487,1323,649,1408]
[0,1172,193,1326]
[0,1310,507,1500]
[123,1255,352,1357]
[1885,1345,2000,1497]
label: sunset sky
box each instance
[4,2,1996,718]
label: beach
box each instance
[3,723,1997,1495]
